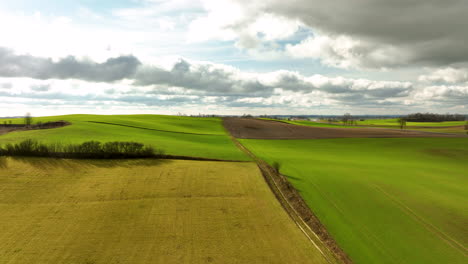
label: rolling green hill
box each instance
[0,115,248,161]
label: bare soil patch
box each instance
[0,121,70,135]
[223,118,464,139]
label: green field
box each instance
[240,138,468,264]
[285,118,465,129]
[0,115,248,161]
[355,118,466,127]
[2,114,226,135]
[0,157,328,264]
[406,127,467,135]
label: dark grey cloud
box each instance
[0,47,141,82]
[135,59,271,96]
[134,63,413,104]
[269,71,412,98]
[273,74,313,92]
[365,88,409,98]
[0,47,413,100]
[0,46,430,110]
[233,0,468,67]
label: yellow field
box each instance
[0,157,327,264]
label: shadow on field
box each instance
[7,157,173,170]
[284,174,303,182]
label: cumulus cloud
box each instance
[194,0,468,69]
[188,0,302,54]
[134,59,271,95]
[419,68,468,84]
[1,47,465,113]
[286,35,408,69]
[413,85,468,104]
[132,58,413,104]
[0,48,141,82]
[259,70,412,98]
[271,0,468,67]
[0,48,413,99]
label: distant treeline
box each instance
[404,113,466,122]
[0,140,164,159]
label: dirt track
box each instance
[229,135,352,264]
[223,118,464,139]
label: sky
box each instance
[0,0,467,116]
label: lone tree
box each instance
[24,112,33,127]
[342,113,352,126]
[272,161,281,173]
[397,118,407,130]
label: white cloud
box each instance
[188,0,246,42]
[413,85,468,102]
[0,9,198,66]
[286,34,408,69]
[250,14,301,42]
[0,11,145,62]
[419,68,468,84]
[188,0,302,56]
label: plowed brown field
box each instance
[223,118,464,139]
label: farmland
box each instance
[1,115,466,264]
[223,117,463,139]
[240,137,468,264]
[0,115,248,161]
[355,118,466,127]
[292,119,466,134]
[259,118,467,135]
[0,157,329,264]
[1,1,466,263]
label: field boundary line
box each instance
[1,154,249,163]
[223,118,352,264]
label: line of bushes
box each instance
[0,139,164,159]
